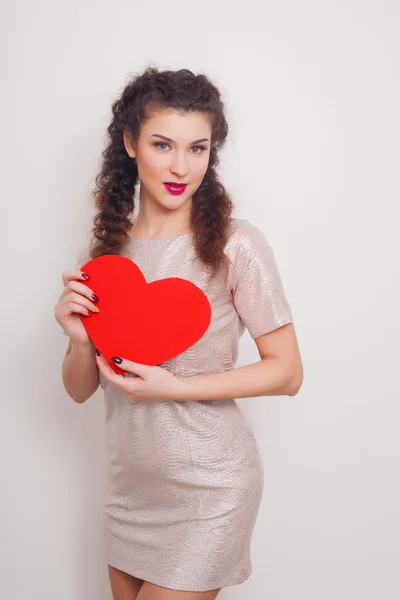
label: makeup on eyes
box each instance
[150,134,209,153]
[153,141,207,153]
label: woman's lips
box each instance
[163,182,188,195]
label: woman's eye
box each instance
[154,142,207,153]
[191,145,207,154]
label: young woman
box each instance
[55,67,303,600]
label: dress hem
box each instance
[107,558,252,592]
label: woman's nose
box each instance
[170,151,189,178]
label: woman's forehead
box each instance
[141,107,212,139]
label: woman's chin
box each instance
[157,194,191,211]
[139,185,193,211]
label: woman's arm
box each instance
[94,323,303,404]
[62,339,100,404]
[180,323,303,401]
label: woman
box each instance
[55,67,303,600]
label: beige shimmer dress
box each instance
[76,217,293,592]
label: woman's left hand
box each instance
[95,354,187,402]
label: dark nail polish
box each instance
[81,273,90,280]
[92,293,99,302]
[112,357,123,364]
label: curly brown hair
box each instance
[89,67,233,276]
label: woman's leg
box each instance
[137,582,221,600]
[108,564,145,600]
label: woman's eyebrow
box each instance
[150,134,210,144]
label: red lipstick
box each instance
[163,182,188,195]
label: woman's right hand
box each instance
[54,270,100,346]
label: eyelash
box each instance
[154,142,207,154]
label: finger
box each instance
[62,270,91,287]
[96,354,115,375]
[59,291,99,314]
[95,354,127,388]
[61,279,99,303]
[57,301,90,318]
[111,357,148,378]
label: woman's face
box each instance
[123,107,212,213]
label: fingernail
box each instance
[92,293,99,302]
[92,306,100,313]
[112,357,123,364]
[81,272,90,280]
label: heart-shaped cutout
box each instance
[79,255,212,374]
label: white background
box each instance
[1,1,399,598]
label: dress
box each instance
[75,217,293,592]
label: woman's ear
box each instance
[123,130,136,159]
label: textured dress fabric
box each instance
[75,217,293,592]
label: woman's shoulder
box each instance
[226,217,270,256]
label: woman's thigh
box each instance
[108,564,145,600]
[137,582,221,600]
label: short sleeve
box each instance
[229,219,293,338]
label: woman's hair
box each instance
[90,67,233,276]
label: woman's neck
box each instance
[129,219,192,241]
[129,198,193,241]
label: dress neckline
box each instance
[127,231,194,243]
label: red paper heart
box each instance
[79,255,212,374]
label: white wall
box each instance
[2,1,399,598]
